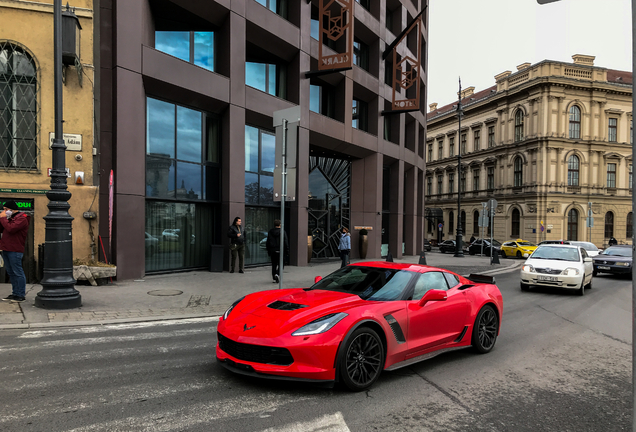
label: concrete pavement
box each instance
[0,251,522,329]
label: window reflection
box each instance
[146,155,175,198]
[176,106,202,163]
[246,62,267,93]
[194,32,214,71]
[155,31,215,72]
[245,125,259,172]
[261,132,275,173]
[176,161,202,199]
[147,98,175,157]
[245,172,259,205]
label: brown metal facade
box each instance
[99,0,428,280]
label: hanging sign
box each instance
[319,0,353,71]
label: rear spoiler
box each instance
[467,274,496,285]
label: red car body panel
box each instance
[216,261,503,384]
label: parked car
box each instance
[468,239,502,256]
[538,240,571,246]
[162,229,180,242]
[217,261,503,391]
[145,232,159,256]
[569,241,601,257]
[592,245,632,277]
[500,239,537,259]
[423,239,432,252]
[438,239,466,254]
[520,244,594,295]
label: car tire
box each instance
[577,279,585,296]
[592,270,597,277]
[501,251,506,258]
[472,305,498,354]
[516,251,522,259]
[520,282,529,291]
[440,248,445,254]
[585,278,592,290]
[469,249,475,256]
[339,327,385,392]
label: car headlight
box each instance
[562,268,580,276]
[223,296,245,320]
[616,262,631,266]
[291,312,348,336]
[522,264,535,272]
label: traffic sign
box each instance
[438,223,443,231]
[540,220,545,232]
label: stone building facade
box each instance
[425,55,632,248]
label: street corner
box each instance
[0,299,25,325]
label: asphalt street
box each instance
[0,266,631,431]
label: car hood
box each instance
[224,288,369,338]
[525,258,581,270]
[594,255,632,263]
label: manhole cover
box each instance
[147,289,183,296]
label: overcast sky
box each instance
[427,0,633,108]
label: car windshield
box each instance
[600,247,631,257]
[531,246,580,261]
[571,241,598,252]
[517,241,535,246]
[309,266,415,301]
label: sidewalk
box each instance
[0,252,521,329]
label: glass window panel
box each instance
[155,31,190,62]
[259,174,274,204]
[12,51,35,76]
[206,117,220,163]
[176,161,202,200]
[0,50,7,74]
[204,165,221,202]
[311,19,319,40]
[261,132,275,173]
[193,32,214,71]
[147,98,175,158]
[176,106,202,163]
[244,206,279,266]
[15,138,36,168]
[246,62,267,92]
[255,0,267,6]
[13,83,35,110]
[245,125,259,172]
[146,155,175,198]
[310,85,320,113]
[268,64,277,96]
[245,172,259,204]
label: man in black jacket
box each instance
[266,219,288,283]
[227,217,245,273]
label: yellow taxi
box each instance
[501,239,538,258]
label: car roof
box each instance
[536,244,578,249]
[349,261,457,274]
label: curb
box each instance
[0,314,221,330]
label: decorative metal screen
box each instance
[308,156,351,258]
[0,41,40,172]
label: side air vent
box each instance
[385,314,406,344]
[267,301,309,311]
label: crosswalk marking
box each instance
[256,412,351,432]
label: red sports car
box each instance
[216,261,503,391]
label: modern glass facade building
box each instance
[99,0,429,280]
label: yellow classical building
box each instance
[0,0,97,280]
[425,55,632,248]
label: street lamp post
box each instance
[35,0,81,309]
[454,78,464,257]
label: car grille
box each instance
[595,260,616,266]
[534,268,562,275]
[267,301,308,311]
[218,333,294,366]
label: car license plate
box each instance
[538,275,556,281]
[597,266,610,270]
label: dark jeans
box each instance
[270,252,280,280]
[339,249,350,268]
[230,244,244,272]
[3,251,25,297]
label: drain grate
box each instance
[187,295,211,308]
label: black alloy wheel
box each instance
[520,282,529,291]
[340,327,385,391]
[516,251,522,258]
[472,305,498,354]
[501,250,506,258]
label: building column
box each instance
[556,97,564,137]
[290,126,309,266]
[351,153,383,259]
[403,165,418,255]
[389,160,405,258]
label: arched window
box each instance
[569,105,581,139]
[627,212,633,239]
[514,157,523,187]
[567,209,578,241]
[567,155,579,186]
[605,212,614,239]
[473,211,479,237]
[0,41,39,170]
[514,110,524,142]
[511,208,520,237]
[448,211,454,235]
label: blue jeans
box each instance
[3,251,25,298]
[339,250,350,268]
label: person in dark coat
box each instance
[608,237,618,246]
[469,235,476,244]
[0,200,30,303]
[266,219,289,283]
[227,217,245,273]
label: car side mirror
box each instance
[418,289,447,307]
[584,257,592,262]
[314,276,322,284]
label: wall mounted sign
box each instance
[0,198,35,211]
[319,0,353,71]
[49,132,82,151]
[0,188,46,195]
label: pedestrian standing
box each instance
[338,227,351,268]
[227,217,245,273]
[266,219,288,283]
[0,200,30,303]
[469,235,476,244]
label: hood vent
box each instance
[267,301,309,311]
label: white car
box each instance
[569,241,601,257]
[520,244,593,296]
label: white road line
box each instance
[257,412,351,432]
